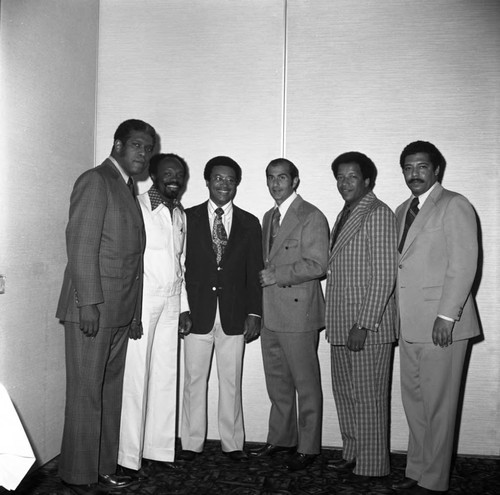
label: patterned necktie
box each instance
[212,207,228,264]
[330,206,350,248]
[127,177,135,198]
[398,197,419,253]
[269,207,281,251]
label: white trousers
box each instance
[181,323,245,453]
[118,292,180,469]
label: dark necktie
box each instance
[212,207,228,265]
[398,197,419,253]
[127,177,135,198]
[269,207,281,251]
[330,206,350,248]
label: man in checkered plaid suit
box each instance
[325,152,397,478]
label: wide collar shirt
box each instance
[274,191,297,223]
[138,186,189,312]
[108,156,130,184]
[207,199,233,236]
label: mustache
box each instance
[409,179,424,184]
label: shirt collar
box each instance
[276,191,297,219]
[108,156,129,183]
[413,182,438,206]
[208,199,233,216]
[148,185,182,211]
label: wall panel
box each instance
[285,0,500,455]
[0,0,99,464]
[96,0,285,443]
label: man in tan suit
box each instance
[393,141,480,494]
[56,120,156,495]
[251,158,329,472]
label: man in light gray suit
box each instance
[392,141,480,494]
[56,119,156,495]
[250,158,329,472]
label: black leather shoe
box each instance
[327,458,356,471]
[392,477,418,490]
[61,481,109,495]
[249,443,296,457]
[177,449,200,461]
[224,450,249,461]
[285,452,317,471]
[98,473,133,489]
[117,465,148,481]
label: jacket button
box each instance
[294,298,298,302]
[212,287,216,291]
[398,264,403,269]
[217,266,222,271]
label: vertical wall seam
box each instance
[281,0,288,158]
[94,0,100,167]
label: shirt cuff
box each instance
[438,314,455,322]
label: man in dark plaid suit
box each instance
[325,152,397,479]
[56,119,156,495]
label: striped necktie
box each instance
[269,207,281,251]
[398,197,419,253]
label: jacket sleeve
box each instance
[357,206,397,331]
[65,171,106,307]
[246,216,264,316]
[438,195,478,320]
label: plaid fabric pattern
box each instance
[330,344,392,476]
[325,192,398,345]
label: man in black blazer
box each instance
[180,156,263,462]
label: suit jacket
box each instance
[184,202,263,335]
[325,191,397,345]
[262,195,329,333]
[396,183,480,342]
[56,158,145,328]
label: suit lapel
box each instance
[400,183,443,258]
[104,160,144,227]
[268,196,301,259]
[224,206,244,263]
[194,202,218,263]
[329,192,374,261]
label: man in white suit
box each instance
[393,141,480,494]
[118,153,192,478]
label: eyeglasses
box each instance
[211,175,237,186]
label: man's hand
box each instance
[243,315,261,343]
[432,317,454,347]
[79,304,100,338]
[347,324,367,352]
[179,311,192,338]
[259,265,277,287]
[129,319,143,340]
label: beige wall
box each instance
[0,0,99,464]
[0,0,498,465]
[97,0,500,456]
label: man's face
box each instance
[266,163,299,205]
[114,130,154,176]
[402,152,439,197]
[206,165,238,206]
[152,159,185,201]
[335,162,370,206]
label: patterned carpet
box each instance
[5,441,500,494]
